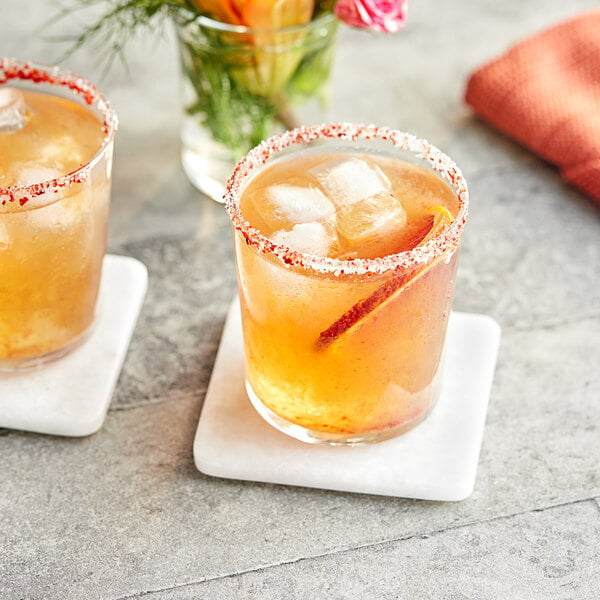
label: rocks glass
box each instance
[225,123,469,444]
[0,59,117,371]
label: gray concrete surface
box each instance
[2,1,600,598]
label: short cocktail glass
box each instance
[225,123,469,445]
[0,59,117,371]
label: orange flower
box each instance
[191,0,243,25]
[193,0,314,29]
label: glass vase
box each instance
[174,12,339,201]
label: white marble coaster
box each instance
[194,300,501,501]
[0,255,148,437]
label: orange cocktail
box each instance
[0,59,117,371]
[226,124,468,444]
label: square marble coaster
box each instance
[194,300,501,501]
[0,255,148,437]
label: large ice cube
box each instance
[7,164,64,216]
[335,191,408,259]
[268,184,335,223]
[0,87,27,132]
[26,200,74,230]
[15,164,62,187]
[249,184,335,234]
[309,157,391,207]
[16,164,82,230]
[271,222,334,257]
[41,135,86,171]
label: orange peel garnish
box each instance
[316,206,456,350]
[420,205,454,244]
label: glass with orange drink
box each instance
[225,123,468,444]
[0,59,117,371]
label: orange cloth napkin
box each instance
[465,9,600,205]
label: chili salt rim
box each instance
[225,123,469,277]
[0,58,118,207]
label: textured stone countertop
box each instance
[2,1,599,598]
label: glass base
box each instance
[245,381,435,446]
[181,148,232,203]
[180,117,236,203]
[0,323,94,373]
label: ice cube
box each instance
[41,135,86,171]
[0,87,28,132]
[17,165,82,230]
[335,191,408,259]
[268,184,335,223]
[26,200,69,229]
[309,157,391,207]
[271,222,334,256]
[12,163,63,210]
[15,164,62,187]
[26,193,89,233]
[248,184,336,234]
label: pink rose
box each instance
[334,0,408,33]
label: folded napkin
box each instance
[465,9,600,205]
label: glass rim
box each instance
[225,123,469,277]
[177,10,337,36]
[0,57,118,208]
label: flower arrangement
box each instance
[66,0,407,52]
[63,0,407,196]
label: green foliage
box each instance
[55,0,196,69]
[178,16,338,157]
[179,36,278,156]
[57,0,338,155]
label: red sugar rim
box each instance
[224,122,469,277]
[0,58,118,207]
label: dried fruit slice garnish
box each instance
[316,205,455,350]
